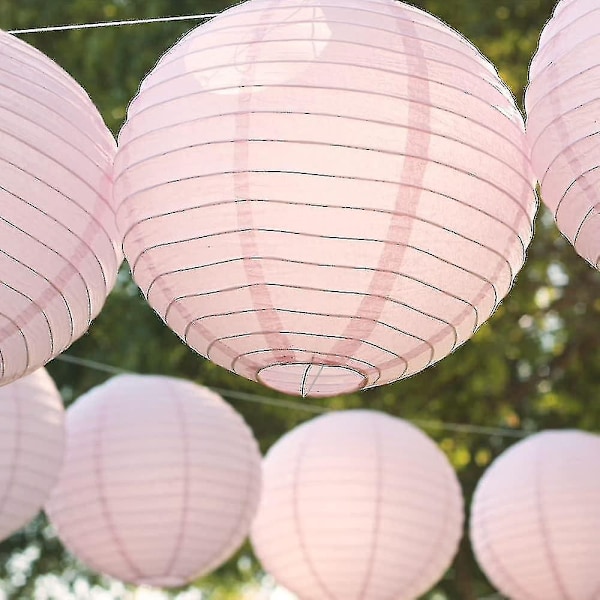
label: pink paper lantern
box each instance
[471,430,600,600]
[251,410,464,600]
[0,368,64,541]
[526,0,600,267]
[0,31,121,385]
[114,0,536,397]
[44,374,262,588]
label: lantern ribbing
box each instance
[0,369,65,542]
[471,430,600,600]
[526,0,600,268]
[0,30,121,385]
[114,0,536,397]
[44,374,262,588]
[251,409,464,600]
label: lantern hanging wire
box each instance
[7,12,220,35]
[54,353,531,439]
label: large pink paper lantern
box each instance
[0,31,121,385]
[471,430,600,600]
[0,368,65,541]
[114,0,536,398]
[44,374,261,588]
[250,410,464,600]
[526,0,600,267]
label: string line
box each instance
[53,354,530,438]
[7,13,219,35]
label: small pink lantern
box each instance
[471,430,600,600]
[114,0,536,397]
[0,31,121,385]
[251,410,464,600]
[526,0,600,267]
[44,374,262,588]
[0,368,65,542]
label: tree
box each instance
[1,0,599,598]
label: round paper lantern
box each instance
[114,0,536,397]
[471,430,600,600]
[250,410,464,600]
[0,30,121,385]
[0,368,65,541]
[526,0,600,267]
[44,374,261,588]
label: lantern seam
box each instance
[355,418,381,600]
[93,395,146,582]
[396,463,455,600]
[160,386,190,583]
[473,499,537,600]
[534,443,573,600]
[291,423,337,600]
[195,407,259,578]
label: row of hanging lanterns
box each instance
[1,0,600,597]
[3,0,597,397]
[1,370,600,599]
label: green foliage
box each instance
[2,1,600,599]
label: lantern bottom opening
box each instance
[257,363,367,397]
[136,576,186,588]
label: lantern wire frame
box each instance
[54,353,530,439]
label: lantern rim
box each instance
[257,362,367,397]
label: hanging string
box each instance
[53,354,530,438]
[7,13,219,35]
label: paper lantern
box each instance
[44,374,262,588]
[251,410,464,600]
[0,368,65,541]
[471,430,600,600]
[526,0,600,267]
[113,0,536,397]
[0,30,121,385]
